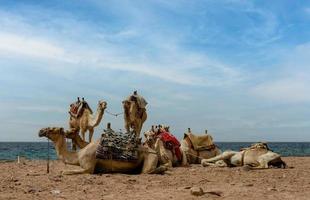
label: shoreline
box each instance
[1,155,310,162]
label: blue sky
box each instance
[0,0,309,142]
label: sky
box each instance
[0,0,309,142]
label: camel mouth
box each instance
[38,129,47,137]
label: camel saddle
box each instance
[96,129,140,162]
[69,100,93,118]
[184,133,215,151]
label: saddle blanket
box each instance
[159,131,182,161]
[96,129,140,162]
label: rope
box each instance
[105,110,124,117]
[185,151,206,160]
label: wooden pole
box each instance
[47,138,50,174]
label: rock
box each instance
[51,189,61,195]
[267,187,277,191]
[190,187,204,196]
[184,186,192,189]
[27,188,37,193]
[49,175,62,182]
[244,183,254,187]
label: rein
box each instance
[105,110,124,117]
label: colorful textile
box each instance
[159,131,182,161]
[96,129,140,162]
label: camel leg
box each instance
[125,122,130,133]
[201,151,236,167]
[88,128,94,143]
[81,129,86,142]
[135,123,142,138]
[62,168,92,175]
[181,151,189,166]
[141,149,168,174]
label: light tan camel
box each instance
[123,99,147,138]
[69,100,107,143]
[144,127,187,168]
[201,142,286,169]
[180,129,222,164]
[39,127,167,175]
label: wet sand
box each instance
[0,157,310,200]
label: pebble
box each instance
[51,189,61,195]
[190,187,204,196]
[267,187,277,191]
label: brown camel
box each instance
[69,100,107,143]
[144,126,187,168]
[39,127,167,175]
[122,99,147,138]
[180,128,222,164]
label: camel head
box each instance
[122,99,137,120]
[122,99,133,110]
[38,127,65,142]
[144,129,158,148]
[98,100,107,110]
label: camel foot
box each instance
[148,166,167,174]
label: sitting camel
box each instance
[144,125,187,168]
[69,100,107,143]
[201,142,286,169]
[122,91,147,138]
[180,128,222,164]
[39,127,167,175]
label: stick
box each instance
[47,138,50,174]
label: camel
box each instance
[143,126,187,168]
[180,128,222,164]
[69,100,107,143]
[122,98,147,138]
[39,127,167,175]
[201,142,286,169]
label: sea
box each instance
[1,142,310,161]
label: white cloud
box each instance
[0,33,76,63]
[252,77,310,103]
[0,7,243,87]
[251,43,310,103]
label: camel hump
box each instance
[81,101,93,114]
[184,133,214,151]
[126,93,148,109]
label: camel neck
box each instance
[89,107,104,127]
[54,137,79,164]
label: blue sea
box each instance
[1,142,310,161]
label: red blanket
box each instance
[159,131,182,161]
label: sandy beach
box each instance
[0,157,309,200]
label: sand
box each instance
[0,157,310,200]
